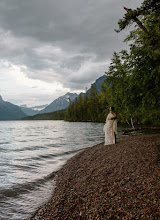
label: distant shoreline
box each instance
[30,134,160,219]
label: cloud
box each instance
[0,0,144,105]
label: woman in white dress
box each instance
[103,106,117,145]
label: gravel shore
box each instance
[30,134,160,219]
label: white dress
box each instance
[103,113,117,145]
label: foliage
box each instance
[65,84,107,122]
[115,0,160,33]
[22,109,65,120]
[104,0,160,124]
[65,0,160,125]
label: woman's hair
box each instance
[110,106,115,111]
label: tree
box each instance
[65,0,160,124]
[88,84,100,122]
[104,0,160,124]
[115,0,160,33]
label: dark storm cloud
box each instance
[0,0,143,90]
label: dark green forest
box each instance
[65,0,160,125]
[23,109,65,120]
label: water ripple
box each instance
[0,120,104,219]
[0,171,58,201]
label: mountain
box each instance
[40,92,78,114]
[30,75,106,115]
[88,75,106,94]
[31,104,48,111]
[21,74,107,120]
[81,75,106,96]
[0,96,26,120]
[20,106,39,116]
[20,104,49,116]
[20,104,28,108]
[78,74,106,98]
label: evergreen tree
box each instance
[104,0,160,124]
[65,0,160,124]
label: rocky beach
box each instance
[30,134,160,219]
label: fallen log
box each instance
[122,127,160,135]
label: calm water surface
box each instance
[0,120,106,219]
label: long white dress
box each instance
[103,112,117,145]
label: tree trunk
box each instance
[134,17,148,33]
[124,7,148,33]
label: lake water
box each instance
[0,120,159,219]
[0,120,106,220]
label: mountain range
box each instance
[20,106,39,116]
[0,96,26,120]
[87,75,106,94]
[39,75,106,114]
[0,75,106,120]
[31,104,49,111]
[40,92,78,114]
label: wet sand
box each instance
[30,134,160,219]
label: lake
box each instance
[0,120,159,219]
[0,120,107,219]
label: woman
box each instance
[103,106,117,145]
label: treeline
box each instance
[22,109,65,120]
[65,0,160,124]
[65,85,108,122]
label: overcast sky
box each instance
[0,0,143,107]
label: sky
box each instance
[0,0,143,107]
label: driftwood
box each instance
[123,127,160,135]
